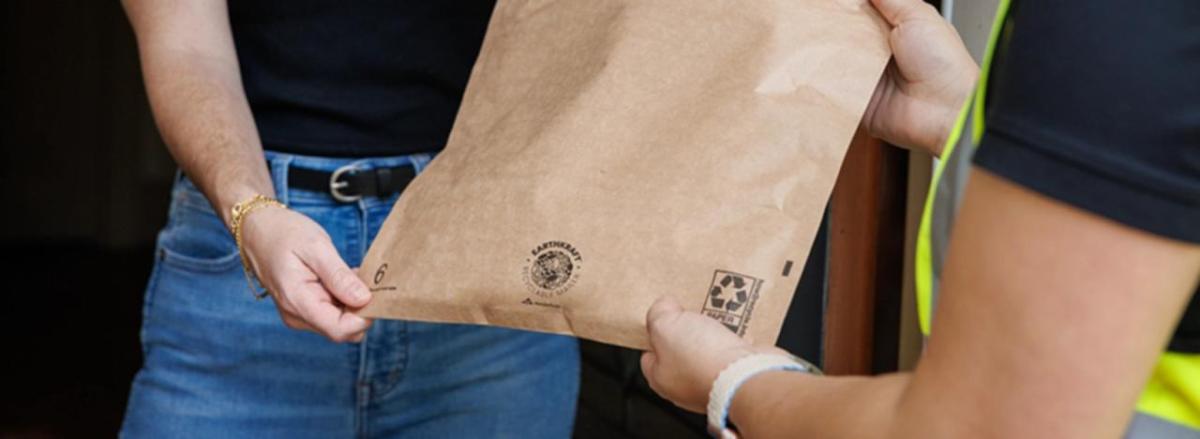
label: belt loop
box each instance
[410,153,432,173]
[267,152,295,206]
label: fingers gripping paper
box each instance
[358,0,891,349]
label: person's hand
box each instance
[863,0,978,156]
[641,296,792,413]
[241,206,373,342]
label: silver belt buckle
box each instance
[329,164,363,203]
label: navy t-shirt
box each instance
[975,0,1200,352]
[229,1,496,157]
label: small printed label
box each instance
[522,241,583,297]
[373,263,389,285]
[701,270,763,336]
[368,262,397,292]
[520,297,563,309]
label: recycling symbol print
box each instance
[709,273,750,312]
[700,270,762,335]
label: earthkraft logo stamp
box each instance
[702,269,763,336]
[522,241,583,298]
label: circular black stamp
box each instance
[523,241,583,297]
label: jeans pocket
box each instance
[156,179,242,273]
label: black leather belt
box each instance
[289,164,416,203]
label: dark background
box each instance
[2,2,173,437]
[0,2,832,437]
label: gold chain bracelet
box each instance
[229,194,287,300]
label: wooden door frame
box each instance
[822,131,910,375]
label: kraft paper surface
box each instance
[358,0,891,349]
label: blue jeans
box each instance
[121,151,580,438]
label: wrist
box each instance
[929,67,980,158]
[217,184,276,228]
[727,370,808,433]
[707,353,819,438]
[230,194,288,300]
[927,111,956,158]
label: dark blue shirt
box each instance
[975,0,1200,352]
[229,1,495,157]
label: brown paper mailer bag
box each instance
[357,0,891,350]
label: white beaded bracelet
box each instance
[706,353,821,439]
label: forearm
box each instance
[730,371,914,439]
[147,56,271,224]
[126,0,271,226]
[729,171,1200,439]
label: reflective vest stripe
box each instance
[916,0,1012,336]
[912,0,1200,435]
[914,92,974,335]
